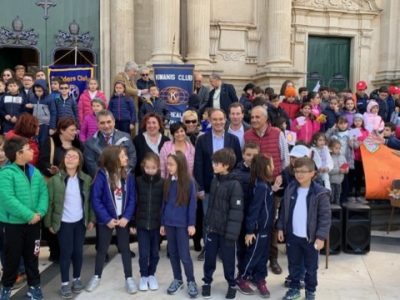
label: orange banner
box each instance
[361,143,400,199]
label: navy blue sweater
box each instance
[246,179,274,234]
[161,179,197,228]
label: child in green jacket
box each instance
[0,137,48,300]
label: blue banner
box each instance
[153,64,194,124]
[48,65,94,100]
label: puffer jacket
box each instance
[135,173,164,230]
[276,180,331,243]
[0,163,48,224]
[363,100,384,133]
[91,168,136,225]
[108,93,136,123]
[205,173,244,242]
[78,89,107,126]
[5,130,39,166]
[44,170,94,232]
[246,179,274,234]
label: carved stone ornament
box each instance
[216,52,246,62]
[0,16,39,46]
[293,0,380,11]
[55,20,94,48]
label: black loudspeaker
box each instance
[321,204,342,255]
[343,203,371,254]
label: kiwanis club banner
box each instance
[153,64,194,124]
[48,65,94,99]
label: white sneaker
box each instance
[139,277,148,291]
[148,275,159,291]
[86,276,100,292]
[126,277,138,294]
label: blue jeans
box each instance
[137,228,160,277]
[165,226,195,282]
[286,233,319,292]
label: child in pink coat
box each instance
[291,102,321,144]
[78,78,107,125]
[79,99,106,142]
[363,100,384,133]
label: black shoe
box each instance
[269,260,282,275]
[202,284,211,299]
[225,286,236,299]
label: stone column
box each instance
[186,0,211,68]
[100,0,111,98]
[110,0,135,77]
[151,0,182,63]
[265,0,292,67]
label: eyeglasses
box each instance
[141,74,149,77]
[60,87,69,90]
[65,154,79,160]
[185,120,197,124]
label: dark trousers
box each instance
[331,183,342,205]
[137,228,160,277]
[236,228,246,276]
[241,232,270,282]
[42,222,60,260]
[38,124,49,146]
[115,120,131,134]
[286,233,319,293]
[57,220,86,283]
[269,195,281,263]
[340,174,349,203]
[165,226,195,282]
[95,225,132,278]
[2,223,41,288]
[348,160,364,198]
[203,232,236,287]
[193,199,203,249]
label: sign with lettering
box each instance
[48,65,94,99]
[153,64,194,124]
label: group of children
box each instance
[0,130,330,300]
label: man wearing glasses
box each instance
[136,67,155,91]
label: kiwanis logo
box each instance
[160,87,189,105]
[69,84,80,99]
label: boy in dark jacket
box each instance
[277,157,331,300]
[382,122,400,150]
[55,82,79,127]
[139,84,170,124]
[0,79,25,133]
[322,96,341,132]
[202,148,244,300]
[25,80,57,144]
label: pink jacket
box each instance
[352,127,369,161]
[291,117,320,144]
[79,113,98,142]
[363,112,383,133]
[78,89,107,125]
[159,140,195,179]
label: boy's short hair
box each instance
[252,96,268,107]
[270,94,280,102]
[243,142,260,153]
[50,77,63,84]
[23,73,34,80]
[253,86,264,95]
[4,137,29,163]
[148,83,157,89]
[91,98,106,109]
[6,79,18,86]
[59,81,69,87]
[384,122,396,132]
[328,139,341,149]
[336,116,348,124]
[212,148,237,171]
[298,87,308,94]
[14,65,25,71]
[293,157,316,171]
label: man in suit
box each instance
[193,72,210,114]
[225,102,250,150]
[207,73,239,115]
[194,108,242,260]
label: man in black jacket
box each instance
[201,148,243,300]
[207,73,239,115]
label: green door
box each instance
[307,36,350,92]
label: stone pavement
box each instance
[75,237,400,300]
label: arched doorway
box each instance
[0,46,40,72]
[52,47,95,66]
